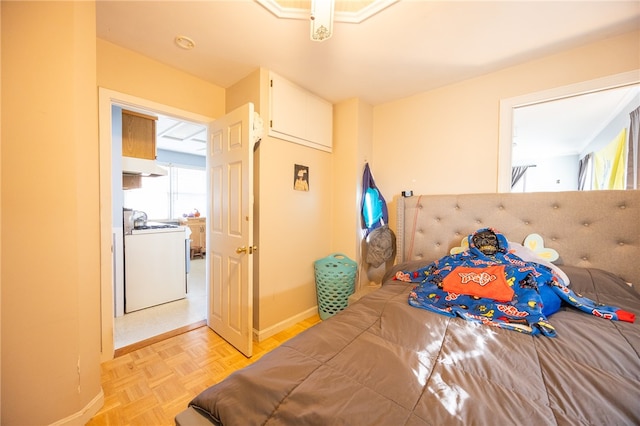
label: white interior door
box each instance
[208,103,255,357]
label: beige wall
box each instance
[333,98,377,289]
[97,39,226,118]
[0,2,3,421]
[255,136,332,332]
[332,98,366,260]
[1,2,102,424]
[226,68,261,114]
[228,69,333,336]
[1,10,227,423]
[372,30,640,209]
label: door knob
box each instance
[236,245,257,254]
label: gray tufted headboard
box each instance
[396,190,640,285]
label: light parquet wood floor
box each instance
[88,315,321,426]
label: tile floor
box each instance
[114,258,206,349]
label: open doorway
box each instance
[115,126,208,349]
[98,88,213,361]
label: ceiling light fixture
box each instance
[310,0,334,42]
[256,0,399,41]
[175,35,196,50]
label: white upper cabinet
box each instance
[268,72,333,152]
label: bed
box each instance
[176,190,640,426]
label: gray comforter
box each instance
[183,265,640,426]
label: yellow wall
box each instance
[226,68,261,114]
[1,2,102,424]
[97,39,225,118]
[1,7,228,424]
[256,135,333,332]
[227,69,333,336]
[333,98,366,260]
[372,30,640,204]
[332,98,375,289]
[0,2,4,420]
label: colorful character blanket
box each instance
[396,228,635,337]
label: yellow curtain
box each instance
[593,128,627,190]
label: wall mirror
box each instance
[498,71,640,193]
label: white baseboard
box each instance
[253,306,318,342]
[49,388,104,426]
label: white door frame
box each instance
[98,88,213,361]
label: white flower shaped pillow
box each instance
[523,233,559,262]
[450,238,469,255]
[509,237,568,284]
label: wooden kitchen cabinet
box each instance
[186,217,206,253]
[122,109,157,160]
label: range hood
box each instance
[122,156,168,177]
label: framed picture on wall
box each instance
[293,164,309,191]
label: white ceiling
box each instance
[156,115,207,156]
[97,0,640,157]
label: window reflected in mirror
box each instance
[503,77,640,193]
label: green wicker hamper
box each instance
[314,253,357,320]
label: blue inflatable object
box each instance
[361,164,388,235]
[363,187,384,228]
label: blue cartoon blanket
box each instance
[396,228,635,337]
